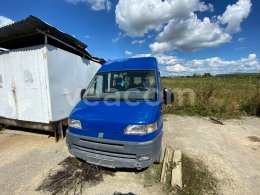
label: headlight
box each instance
[68,118,82,129]
[124,122,157,135]
[146,122,158,133]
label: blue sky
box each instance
[0,0,259,76]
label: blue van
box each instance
[66,57,173,169]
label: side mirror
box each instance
[163,88,174,105]
[80,89,86,100]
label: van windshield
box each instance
[83,70,157,101]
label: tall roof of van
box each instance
[99,57,158,72]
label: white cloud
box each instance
[0,16,14,28]
[133,53,259,76]
[238,37,245,42]
[115,0,252,52]
[147,34,154,39]
[124,50,133,55]
[150,14,231,52]
[131,40,145,45]
[66,0,111,11]
[220,0,251,33]
[132,53,152,58]
[235,46,246,50]
[112,32,125,43]
[166,64,187,72]
[149,42,171,53]
[248,53,256,60]
[116,0,212,37]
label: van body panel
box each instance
[67,130,163,169]
[99,57,158,72]
[70,100,160,132]
[67,57,164,169]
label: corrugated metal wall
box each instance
[47,45,101,121]
[0,44,101,124]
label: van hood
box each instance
[70,100,159,133]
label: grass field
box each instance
[162,74,260,119]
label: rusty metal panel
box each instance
[8,45,50,123]
[0,51,17,119]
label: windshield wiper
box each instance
[83,97,147,102]
[127,98,145,102]
[83,97,104,100]
[105,98,119,101]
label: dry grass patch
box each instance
[37,157,115,194]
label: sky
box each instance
[0,0,259,76]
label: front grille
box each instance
[80,138,123,147]
[72,144,136,159]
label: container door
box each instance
[0,53,17,119]
[9,47,49,123]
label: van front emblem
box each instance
[98,132,104,139]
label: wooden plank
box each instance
[160,147,171,183]
[171,150,182,189]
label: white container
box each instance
[0,44,100,126]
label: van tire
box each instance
[76,157,85,163]
[154,147,163,164]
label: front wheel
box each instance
[154,146,163,164]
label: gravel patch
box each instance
[0,115,259,194]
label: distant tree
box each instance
[192,73,201,77]
[203,73,211,77]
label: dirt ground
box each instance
[0,115,259,195]
[164,115,260,195]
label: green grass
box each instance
[162,75,260,119]
[141,154,218,194]
[141,163,162,188]
[181,154,218,195]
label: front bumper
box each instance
[66,130,163,169]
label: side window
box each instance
[87,77,96,95]
[96,75,103,93]
[87,75,103,95]
[159,71,162,90]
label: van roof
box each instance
[99,57,158,72]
